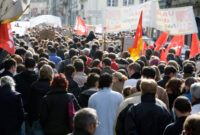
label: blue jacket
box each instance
[49,54,62,66]
[0,85,24,135]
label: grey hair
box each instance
[25,50,33,58]
[83,48,90,55]
[0,76,16,91]
[190,82,200,100]
[74,108,98,131]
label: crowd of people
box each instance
[0,27,200,135]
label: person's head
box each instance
[50,48,57,54]
[74,108,98,135]
[51,73,68,90]
[136,60,145,70]
[48,61,56,69]
[168,48,176,54]
[25,50,33,59]
[74,59,84,72]
[99,73,112,89]
[24,58,36,70]
[166,78,182,96]
[145,49,152,57]
[158,63,166,75]
[173,96,191,118]
[102,58,111,68]
[3,58,16,75]
[82,48,90,56]
[128,62,141,77]
[16,64,26,74]
[91,59,100,68]
[112,71,127,83]
[13,54,23,65]
[87,73,100,89]
[108,53,116,60]
[167,53,175,62]
[167,60,179,72]
[122,86,134,98]
[183,63,195,75]
[140,56,148,66]
[37,61,48,71]
[90,67,101,76]
[185,77,197,92]
[183,114,200,135]
[142,66,156,79]
[121,51,130,59]
[64,64,75,78]
[39,64,54,81]
[69,48,78,58]
[140,79,157,95]
[190,82,200,103]
[149,57,160,66]
[107,46,114,53]
[94,51,103,61]
[0,76,16,90]
[164,66,177,78]
[15,47,26,59]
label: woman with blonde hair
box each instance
[112,71,128,93]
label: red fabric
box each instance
[155,32,169,51]
[111,60,119,71]
[190,33,199,58]
[86,56,93,67]
[0,23,15,55]
[160,48,167,63]
[142,41,148,55]
[68,99,76,130]
[76,16,88,35]
[132,11,143,48]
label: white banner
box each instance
[156,6,198,35]
[104,0,156,32]
[30,15,62,28]
[104,1,198,35]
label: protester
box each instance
[49,48,62,66]
[0,76,24,135]
[0,58,17,78]
[69,108,98,135]
[183,77,197,103]
[88,73,123,135]
[78,73,99,108]
[182,114,200,135]
[112,71,128,93]
[123,62,141,88]
[40,73,80,135]
[101,58,115,75]
[164,96,191,135]
[190,83,200,114]
[124,79,171,135]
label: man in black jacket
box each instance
[164,96,191,135]
[157,66,177,89]
[0,58,16,78]
[125,79,171,135]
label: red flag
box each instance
[142,41,148,55]
[190,33,199,58]
[166,35,185,56]
[160,48,167,63]
[155,32,169,51]
[128,11,143,61]
[0,23,15,55]
[75,16,88,35]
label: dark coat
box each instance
[69,130,92,135]
[130,72,141,79]
[14,70,38,112]
[40,88,80,135]
[0,70,13,78]
[57,49,65,60]
[157,76,171,89]
[0,85,24,135]
[67,76,81,99]
[163,116,187,135]
[29,79,51,123]
[125,94,171,135]
[78,89,98,107]
[101,66,115,75]
[57,57,71,73]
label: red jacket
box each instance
[111,60,119,71]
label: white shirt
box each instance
[123,79,140,88]
[88,87,123,135]
[191,104,200,114]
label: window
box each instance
[107,0,118,7]
[140,0,147,3]
[123,0,134,6]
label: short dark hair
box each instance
[74,60,84,72]
[3,58,16,70]
[79,55,87,63]
[69,48,78,58]
[164,66,177,76]
[102,58,111,66]
[136,60,145,70]
[108,53,116,60]
[48,61,56,69]
[99,73,112,89]
[87,73,100,88]
[50,48,56,53]
[39,52,49,59]
[25,58,36,68]
[136,80,141,92]
[183,63,195,74]
[91,59,100,68]
[37,61,48,70]
[108,46,114,53]
[145,49,152,57]
[142,66,156,79]
[16,64,26,74]
[15,47,26,56]
[64,64,75,77]
[90,67,101,75]
[185,77,197,87]
[158,64,166,74]
[173,96,191,113]
[128,62,141,73]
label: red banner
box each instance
[190,33,199,58]
[76,16,88,35]
[155,32,169,51]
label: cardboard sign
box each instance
[39,29,55,40]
